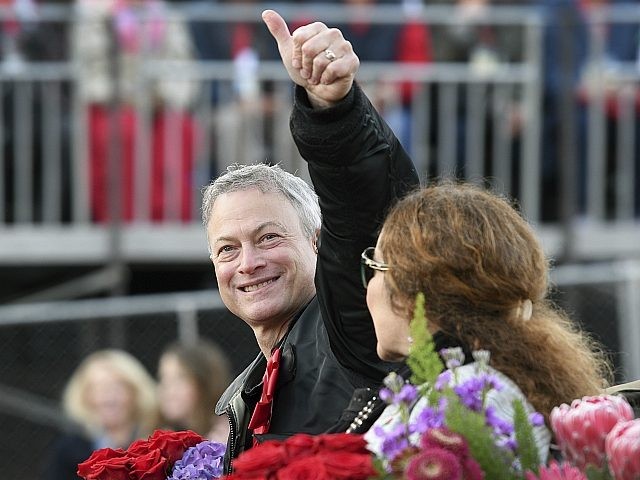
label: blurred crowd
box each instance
[44,339,231,480]
[0,1,637,477]
[1,0,639,223]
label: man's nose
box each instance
[238,245,266,273]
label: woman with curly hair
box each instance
[359,182,612,460]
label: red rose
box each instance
[224,474,270,480]
[129,448,168,480]
[145,430,204,463]
[127,439,152,457]
[276,456,331,480]
[317,451,376,479]
[77,448,131,480]
[317,433,369,453]
[233,442,288,474]
[282,434,318,459]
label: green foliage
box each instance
[585,465,614,480]
[512,399,540,475]
[406,293,442,390]
[371,457,394,480]
[445,394,517,480]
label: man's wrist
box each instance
[306,91,340,109]
[295,84,357,119]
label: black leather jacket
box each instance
[215,83,419,472]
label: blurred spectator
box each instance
[44,349,159,480]
[336,0,432,150]
[73,0,200,223]
[157,339,232,443]
[539,0,640,220]
[1,0,72,223]
[429,0,526,67]
[189,0,280,174]
[424,0,529,182]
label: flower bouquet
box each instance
[225,432,376,480]
[221,293,639,480]
[363,294,640,480]
[363,297,544,479]
[77,429,226,480]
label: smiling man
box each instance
[201,10,418,472]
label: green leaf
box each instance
[407,293,442,388]
[585,465,614,480]
[512,400,540,475]
[371,456,394,479]
[445,395,517,480]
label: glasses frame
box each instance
[360,247,389,289]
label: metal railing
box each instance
[0,3,637,265]
[0,259,638,479]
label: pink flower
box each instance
[461,456,484,480]
[420,428,469,458]
[605,418,640,480]
[404,448,462,480]
[417,428,483,480]
[524,461,588,480]
[550,395,634,470]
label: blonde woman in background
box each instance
[158,340,232,443]
[44,349,159,480]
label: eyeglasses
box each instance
[360,247,389,289]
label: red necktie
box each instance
[247,347,282,439]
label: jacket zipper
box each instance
[226,404,237,473]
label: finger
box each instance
[262,10,292,60]
[319,52,359,86]
[308,49,339,85]
[292,21,329,78]
[307,32,353,85]
[262,10,290,45]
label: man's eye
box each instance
[261,233,280,242]
[218,245,235,255]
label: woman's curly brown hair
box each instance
[379,182,611,422]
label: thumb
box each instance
[262,10,291,48]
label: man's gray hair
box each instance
[202,163,322,238]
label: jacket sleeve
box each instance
[290,83,419,384]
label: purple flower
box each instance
[485,374,504,392]
[497,436,518,453]
[452,373,503,412]
[434,370,452,391]
[379,387,393,404]
[440,347,465,370]
[453,377,485,412]
[529,412,544,427]
[380,378,418,406]
[397,384,419,404]
[412,403,446,434]
[374,423,412,461]
[167,441,225,480]
[485,406,515,437]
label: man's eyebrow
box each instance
[256,221,289,233]
[211,221,289,245]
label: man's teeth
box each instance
[243,279,275,292]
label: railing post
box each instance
[617,260,640,382]
[520,13,543,224]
